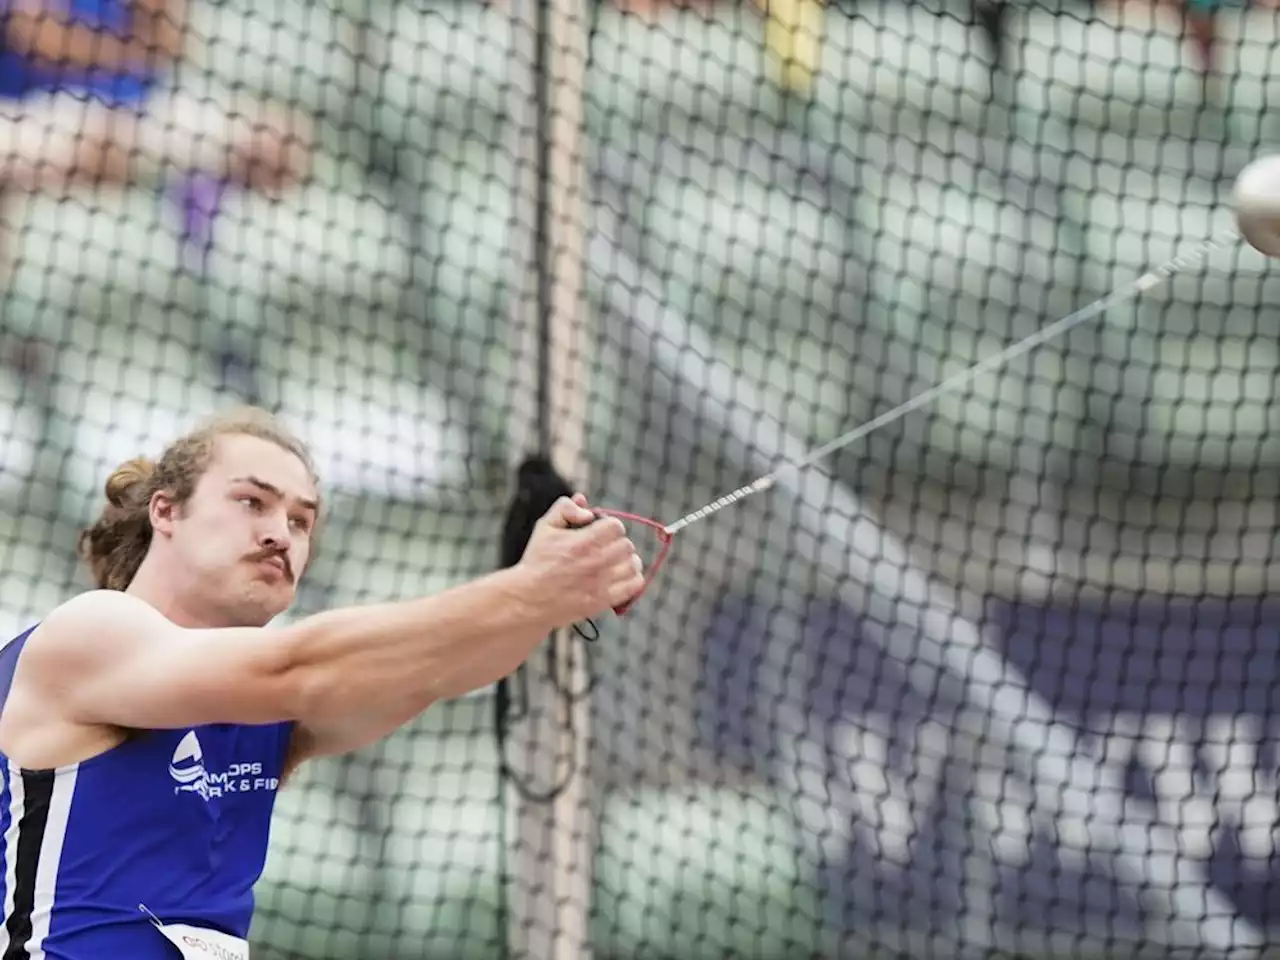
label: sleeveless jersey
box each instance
[0,624,294,958]
[0,0,155,104]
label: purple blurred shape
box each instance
[172,173,227,272]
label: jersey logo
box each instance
[168,730,281,801]
[169,731,210,800]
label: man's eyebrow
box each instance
[232,475,320,513]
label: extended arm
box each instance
[277,610,557,777]
[33,566,550,731]
[23,498,642,734]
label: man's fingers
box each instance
[594,536,636,568]
[586,516,628,543]
[610,558,641,584]
[608,572,646,608]
[545,495,595,528]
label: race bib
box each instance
[139,905,249,960]
[154,923,249,960]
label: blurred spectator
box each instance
[0,0,311,238]
[610,0,716,21]
[1103,0,1219,79]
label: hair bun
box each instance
[103,457,156,508]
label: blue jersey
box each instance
[0,625,294,958]
[0,0,156,104]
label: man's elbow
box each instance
[272,638,327,725]
[274,620,365,724]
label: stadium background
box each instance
[1,0,1280,956]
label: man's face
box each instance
[156,434,320,627]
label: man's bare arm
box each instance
[28,568,550,732]
[282,624,560,776]
[280,699,426,783]
[22,500,640,734]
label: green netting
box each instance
[4,0,1280,957]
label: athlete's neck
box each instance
[125,554,223,629]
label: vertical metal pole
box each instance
[504,0,592,952]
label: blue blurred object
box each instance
[699,590,1280,940]
[0,0,159,104]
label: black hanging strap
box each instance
[493,454,596,806]
[500,455,575,568]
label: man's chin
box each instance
[236,581,296,626]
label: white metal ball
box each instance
[1234,155,1280,258]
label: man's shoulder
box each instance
[48,589,147,617]
[0,593,168,763]
[38,590,157,636]
[18,591,159,668]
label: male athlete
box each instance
[0,406,644,959]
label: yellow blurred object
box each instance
[761,0,824,95]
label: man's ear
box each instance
[148,490,178,538]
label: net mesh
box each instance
[1,0,1278,956]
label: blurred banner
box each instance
[702,592,1280,956]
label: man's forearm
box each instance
[284,695,431,778]
[284,565,557,718]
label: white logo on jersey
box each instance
[169,730,280,802]
[169,731,210,800]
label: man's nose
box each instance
[258,515,292,550]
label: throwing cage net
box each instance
[0,0,1278,956]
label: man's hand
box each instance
[516,494,645,628]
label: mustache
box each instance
[247,548,293,582]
